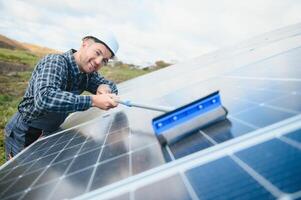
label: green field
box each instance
[0,48,39,66]
[0,48,164,165]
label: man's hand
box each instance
[91,93,119,110]
[97,84,112,95]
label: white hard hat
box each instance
[83,31,119,58]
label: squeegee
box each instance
[117,91,228,145]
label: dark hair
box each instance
[83,36,101,43]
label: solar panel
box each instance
[1,22,301,199]
[186,157,275,199]
[236,139,301,193]
[286,129,301,142]
[76,116,301,200]
[0,112,164,199]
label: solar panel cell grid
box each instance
[28,153,57,172]
[270,81,301,93]
[50,168,93,199]
[231,89,284,104]
[232,106,295,128]
[66,147,101,175]
[1,168,44,199]
[0,109,171,199]
[22,179,59,200]
[52,144,81,164]
[267,94,301,112]
[285,129,301,143]
[169,130,213,159]
[100,139,129,162]
[64,135,86,149]
[131,143,165,175]
[129,130,158,151]
[105,128,130,145]
[185,157,275,200]
[33,158,72,187]
[236,139,301,193]
[221,97,257,115]
[0,124,97,199]
[79,139,103,154]
[201,119,253,143]
[90,155,130,191]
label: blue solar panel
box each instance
[169,130,213,159]
[90,155,130,191]
[285,129,301,143]
[50,167,93,199]
[76,122,301,200]
[268,94,301,112]
[1,23,301,200]
[236,139,301,193]
[186,157,275,200]
[232,106,295,128]
[202,118,254,143]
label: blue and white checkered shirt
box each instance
[18,49,118,123]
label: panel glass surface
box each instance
[186,157,274,200]
[0,112,164,200]
[236,138,301,193]
[135,174,192,200]
[285,129,301,143]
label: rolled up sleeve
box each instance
[86,72,118,95]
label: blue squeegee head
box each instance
[152,91,227,145]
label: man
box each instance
[4,31,119,160]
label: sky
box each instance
[0,0,301,66]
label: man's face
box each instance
[78,39,112,73]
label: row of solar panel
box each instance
[0,78,299,200]
[0,112,164,200]
[1,76,300,200]
[96,128,301,200]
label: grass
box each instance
[0,49,161,166]
[100,65,153,83]
[0,48,39,66]
[0,72,30,164]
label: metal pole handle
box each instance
[116,99,172,113]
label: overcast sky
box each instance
[0,0,301,66]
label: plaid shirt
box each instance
[18,49,118,123]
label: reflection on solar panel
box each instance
[1,23,301,200]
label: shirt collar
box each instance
[63,49,83,77]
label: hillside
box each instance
[0,34,60,56]
[22,42,61,57]
[0,34,61,72]
[0,34,27,50]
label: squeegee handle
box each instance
[116,100,172,113]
